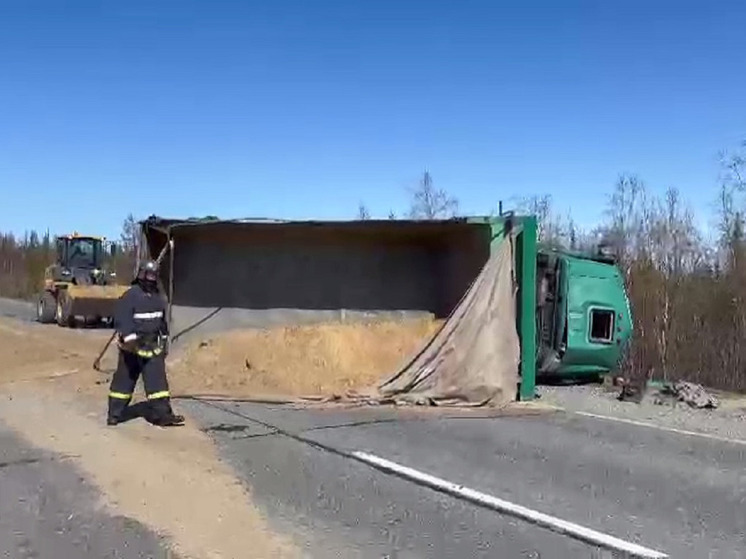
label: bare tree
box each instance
[597,174,664,268]
[357,202,371,220]
[716,142,746,269]
[117,213,140,281]
[650,187,702,277]
[513,194,572,249]
[407,171,459,219]
[567,216,579,250]
[120,213,140,254]
[720,140,746,191]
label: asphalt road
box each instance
[0,421,175,559]
[176,398,746,559]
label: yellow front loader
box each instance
[36,233,129,327]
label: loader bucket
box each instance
[65,284,129,319]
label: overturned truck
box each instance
[138,214,632,405]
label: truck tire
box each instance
[36,292,56,324]
[55,291,75,328]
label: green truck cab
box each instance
[535,247,632,380]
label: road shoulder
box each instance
[0,382,300,559]
[0,421,178,558]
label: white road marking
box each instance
[351,451,669,559]
[574,411,746,446]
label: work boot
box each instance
[106,416,120,426]
[153,413,185,427]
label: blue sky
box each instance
[1,0,745,239]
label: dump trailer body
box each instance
[140,214,541,401]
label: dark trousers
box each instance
[108,350,174,422]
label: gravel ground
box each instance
[537,382,746,442]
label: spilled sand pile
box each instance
[0,315,445,403]
[168,317,444,399]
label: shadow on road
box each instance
[114,402,164,426]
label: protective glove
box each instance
[117,332,139,352]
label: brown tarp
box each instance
[357,234,520,407]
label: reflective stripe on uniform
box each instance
[135,347,163,358]
[147,391,170,400]
[109,392,132,400]
[133,311,163,319]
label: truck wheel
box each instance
[36,292,56,324]
[55,292,75,328]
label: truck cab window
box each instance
[589,308,614,343]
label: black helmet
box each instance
[135,260,158,289]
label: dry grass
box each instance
[169,317,444,398]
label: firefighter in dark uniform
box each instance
[107,260,185,427]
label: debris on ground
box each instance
[616,378,647,403]
[614,377,719,409]
[655,381,719,409]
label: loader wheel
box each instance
[36,292,56,324]
[55,292,75,328]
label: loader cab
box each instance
[53,234,119,284]
[536,247,632,380]
[58,235,102,270]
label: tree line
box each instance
[2,142,746,391]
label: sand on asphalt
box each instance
[0,317,300,559]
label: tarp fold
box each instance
[363,235,520,407]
